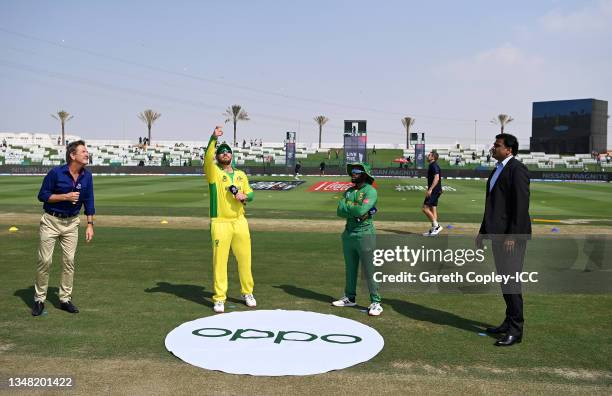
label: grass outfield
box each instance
[1,175,611,393]
[0,175,611,223]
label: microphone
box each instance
[228,185,246,205]
[72,185,81,205]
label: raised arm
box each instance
[204,126,223,182]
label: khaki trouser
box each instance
[34,213,80,303]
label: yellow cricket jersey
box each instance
[204,136,254,220]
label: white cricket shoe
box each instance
[243,294,257,307]
[213,301,225,313]
[423,227,435,236]
[332,296,357,307]
[368,302,383,316]
[430,225,443,236]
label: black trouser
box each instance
[492,239,527,336]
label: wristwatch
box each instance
[87,221,94,226]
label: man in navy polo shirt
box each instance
[422,151,443,236]
[32,140,95,316]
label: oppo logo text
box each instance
[192,328,362,344]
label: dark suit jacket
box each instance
[479,157,532,236]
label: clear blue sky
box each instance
[0,0,610,147]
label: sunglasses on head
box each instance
[218,148,231,154]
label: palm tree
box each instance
[401,117,415,149]
[490,114,514,133]
[223,105,250,146]
[313,115,329,149]
[51,110,74,146]
[138,109,162,145]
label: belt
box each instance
[45,211,78,219]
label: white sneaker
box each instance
[368,302,383,316]
[423,227,434,236]
[213,301,225,313]
[430,225,443,236]
[332,296,356,307]
[243,294,257,307]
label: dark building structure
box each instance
[530,99,608,154]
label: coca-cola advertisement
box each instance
[308,181,378,192]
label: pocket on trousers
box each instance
[40,213,51,228]
[68,217,80,232]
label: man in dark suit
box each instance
[476,133,531,346]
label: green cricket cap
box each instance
[216,143,233,155]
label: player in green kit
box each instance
[332,162,383,316]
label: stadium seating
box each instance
[0,132,609,170]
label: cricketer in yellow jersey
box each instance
[205,126,256,313]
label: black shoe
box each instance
[485,325,509,334]
[60,301,79,314]
[494,334,522,346]
[31,301,45,316]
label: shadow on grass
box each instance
[272,284,366,311]
[14,285,61,309]
[145,282,243,308]
[273,284,333,303]
[385,298,496,336]
[378,228,418,236]
[273,284,494,336]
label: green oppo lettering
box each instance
[191,327,363,345]
[192,328,232,337]
[320,334,362,344]
[274,331,317,344]
[230,328,275,341]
